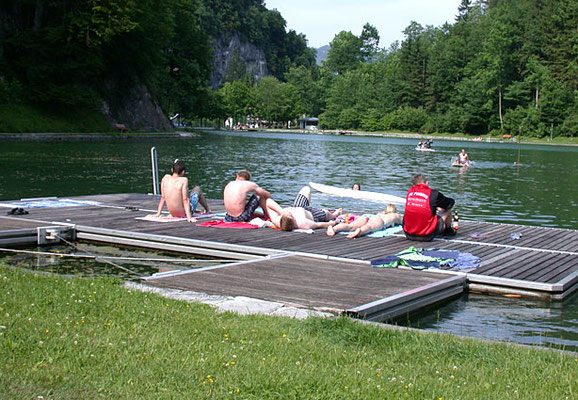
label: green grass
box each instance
[0,103,116,133]
[0,267,576,399]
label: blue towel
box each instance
[366,225,403,237]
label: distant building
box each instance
[299,117,319,130]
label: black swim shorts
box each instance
[404,215,446,242]
[292,193,326,222]
[225,194,260,222]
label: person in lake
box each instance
[265,185,342,231]
[352,183,361,190]
[326,204,402,238]
[417,139,433,149]
[223,170,271,222]
[154,159,211,222]
[458,149,470,165]
[403,174,456,241]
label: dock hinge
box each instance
[37,226,76,245]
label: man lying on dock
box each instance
[223,170,271,222]
[403,174,456,241]
[266,185,342,231]
[154,159,211,222]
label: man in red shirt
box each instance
[403,174,456,241]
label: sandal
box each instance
[7,207,29,215]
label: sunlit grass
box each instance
[1,266,576,399]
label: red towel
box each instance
[196,220,259,229]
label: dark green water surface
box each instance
[1,131,577,352]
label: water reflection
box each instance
[403,293,578,352]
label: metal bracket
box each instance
[37,226,76,245]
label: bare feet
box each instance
[346,228,362,239]
[326,225,336,236]
[330,208,343,219]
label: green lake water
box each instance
[0,130,577,351]
[1,131,576,228]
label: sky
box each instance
[265,0,463,49]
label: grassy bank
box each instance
[1,267,576,399]
[0,103,115,133]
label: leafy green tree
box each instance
[397,22,438,108]
[0,0,142,106]
[323,31,363,75]
[285,66,323,116]
[360,23,380,62]
[253,76,300,124]
[154,0,212,118]
[218,80,255,123]
[541,0,578,91]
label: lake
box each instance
[1,131,576,228]
[1,130,577,351]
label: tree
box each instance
[285,65,323,116]
[155,0,212,118]
[396,22,438,108]
[253,77,300,124]
[218,80,255,123]
[360,23,380,62]
[323,31,363,75]
[0,0,144,106]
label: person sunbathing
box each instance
[326,204,402,238]
[265,186,342,231]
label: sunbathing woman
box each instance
[326,204,402,238]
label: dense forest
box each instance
[1,0,576,137]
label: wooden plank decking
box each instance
[141,254,465,320]
[1,193,577,314]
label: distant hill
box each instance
[315,45,330,65]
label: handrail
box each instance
[151,147,159,195]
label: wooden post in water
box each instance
[515,126,522,165]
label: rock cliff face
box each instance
[209,33,268,89]
[101,34,268,130]
[101,84,172,132]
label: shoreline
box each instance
[1,128,576,147]
[250,128,578,147]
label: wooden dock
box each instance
[1,193,576,321]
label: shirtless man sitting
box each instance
[223,170,271,222]
[266,185,342,231]
[154,159,211,222]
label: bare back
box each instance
[161,174,189,218]
[223,180,259,217]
